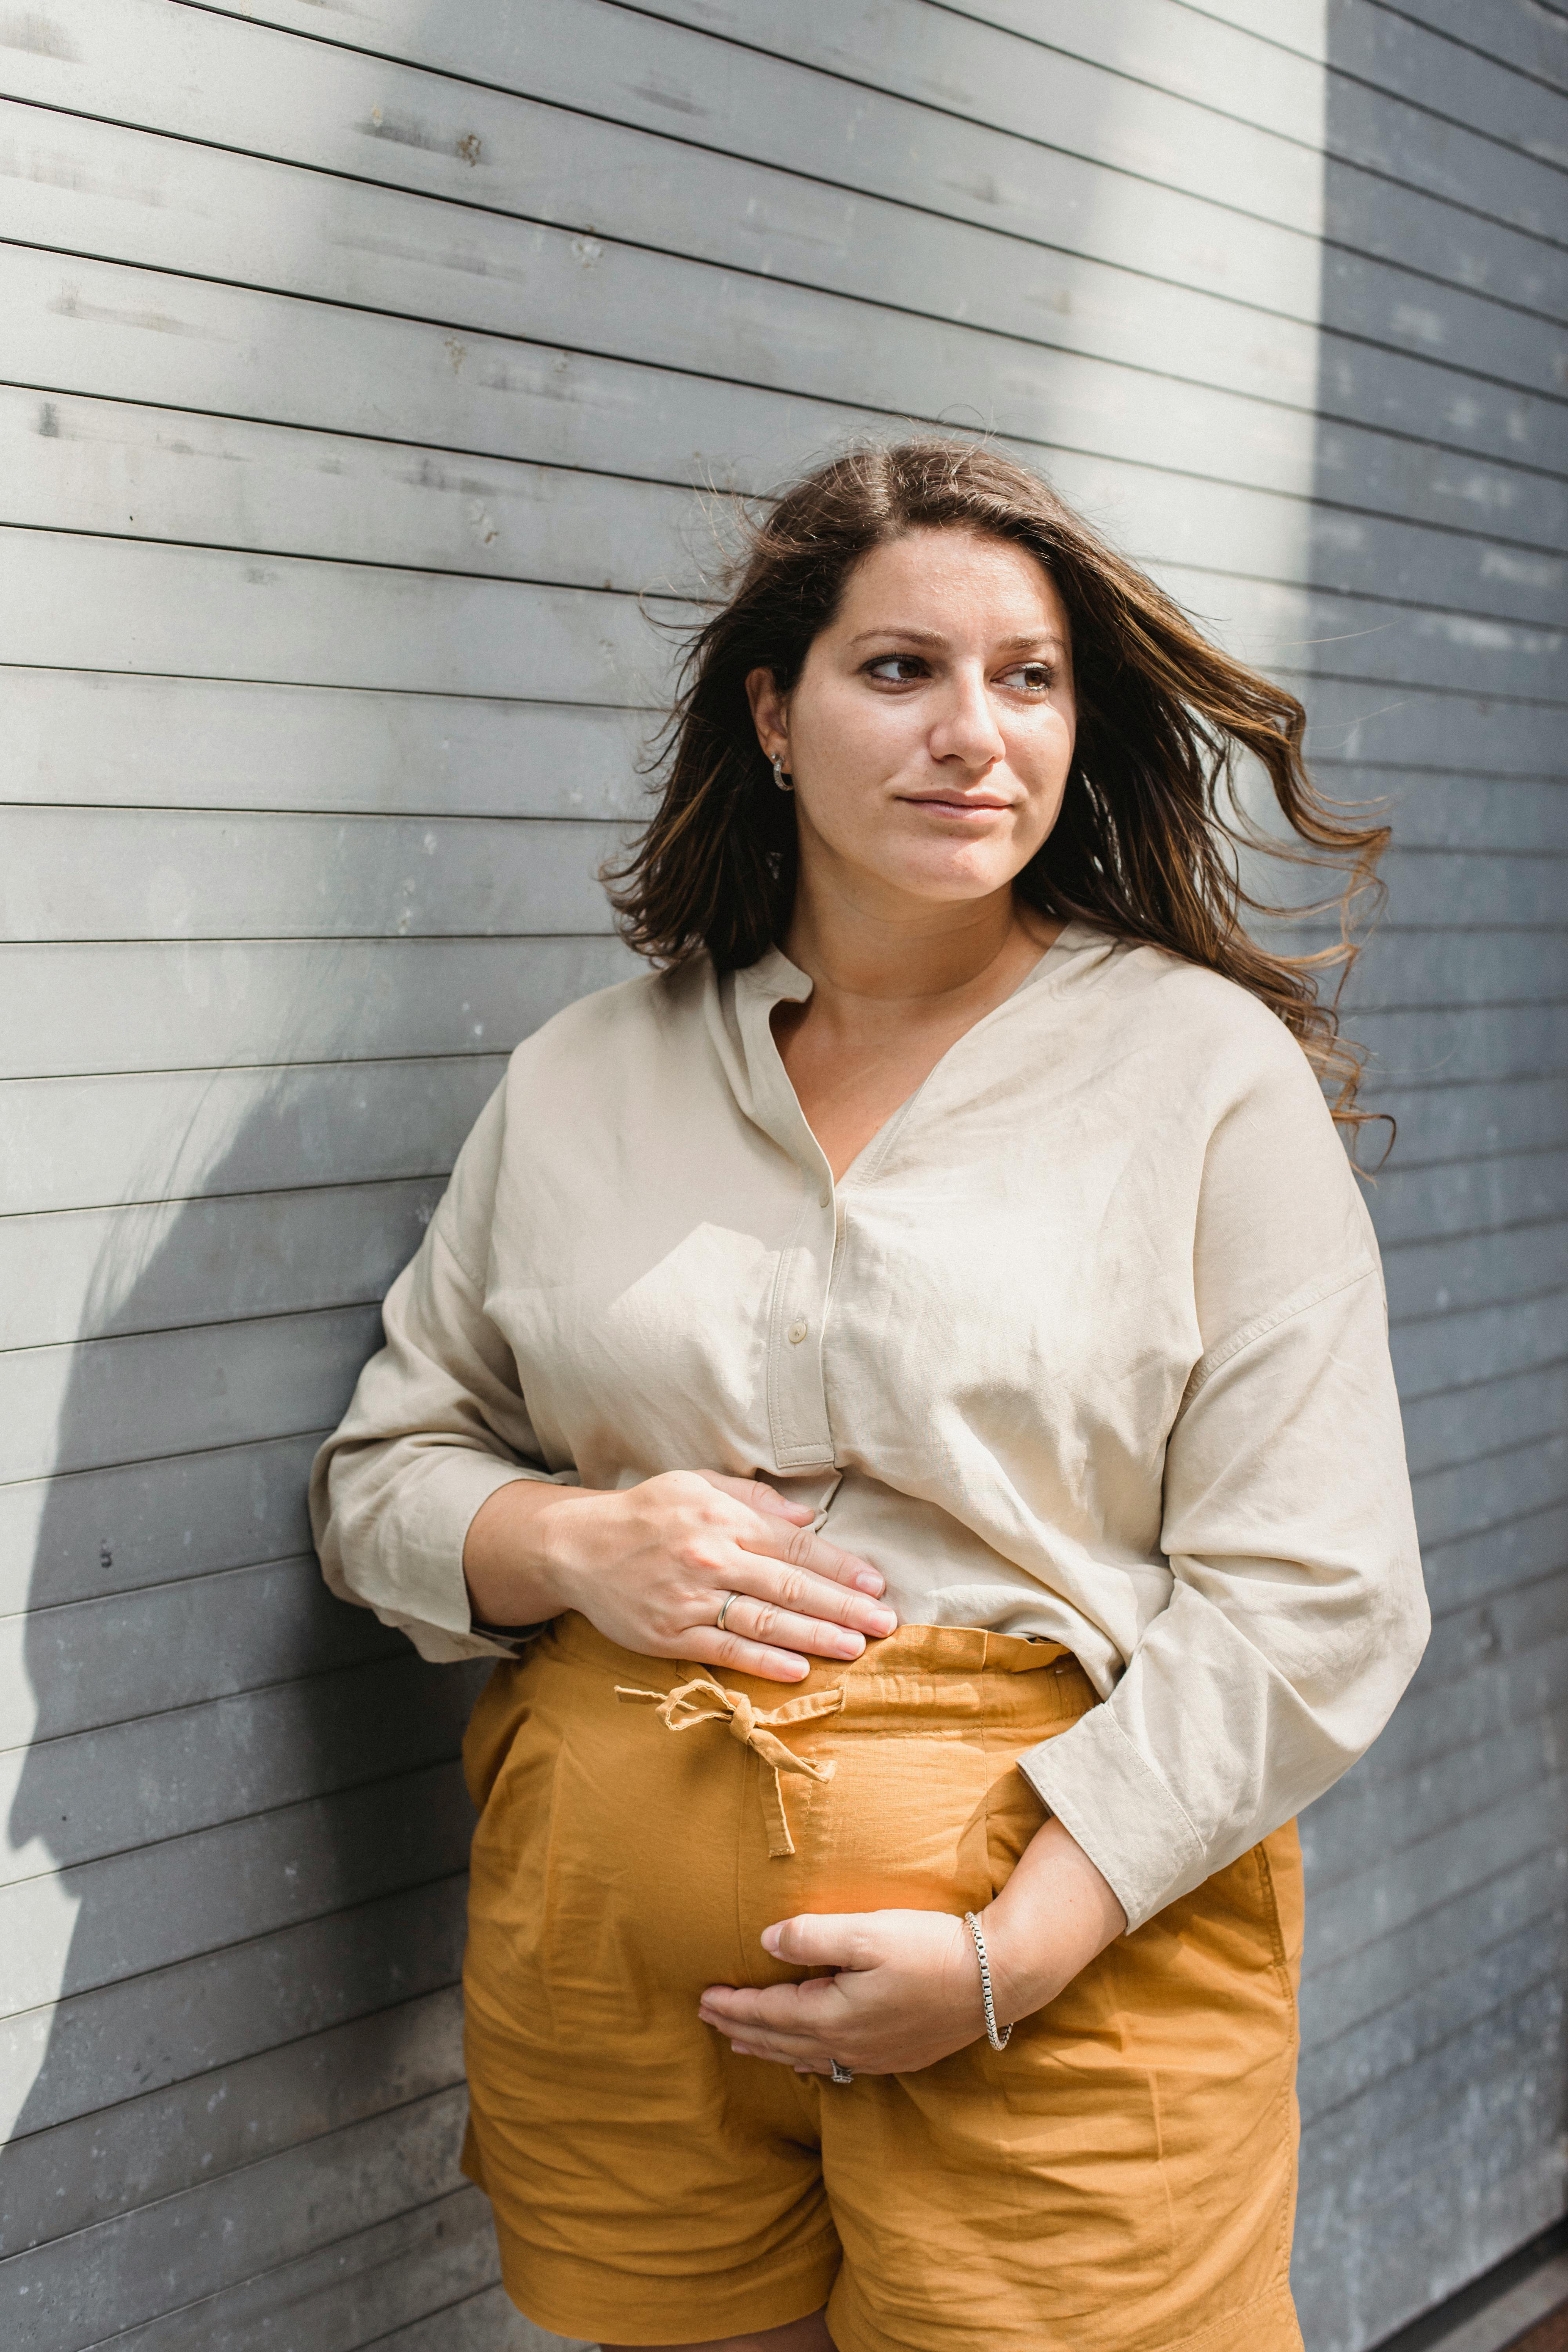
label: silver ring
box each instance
[715,1591,741,1633]
[829,2059,853,2085]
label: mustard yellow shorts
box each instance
[461,1615,1304,2352]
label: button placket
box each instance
[766,1197,837,1469]
[732,960,841,1473]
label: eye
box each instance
[863,653,929,684]
[997,662,1054,694]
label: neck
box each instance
[783,874,1049,1020]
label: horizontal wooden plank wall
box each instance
[0,2,1560,2347]
[1284,6,1568,2348]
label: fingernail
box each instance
[760,1926,782,1955]
[784,1657,809,1679]
[868,1605,897,1632]
[835,1633,865,1657]
[854,1571,885,1594]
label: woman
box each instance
[312,441,1427,2352]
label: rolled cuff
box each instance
[1018,1704,1205,1934]
[320,1449,566,1666]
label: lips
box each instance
[902,795,1013,815]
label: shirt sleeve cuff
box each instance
[469,1612,553,1653]
[1017,1704,1207,1935]
[325,1450,568,1665]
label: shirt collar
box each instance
[727,951,828,1182]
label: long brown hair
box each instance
[609,439,1387,1133]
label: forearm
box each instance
[979,1815,1128,2026]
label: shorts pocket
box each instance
[982,1757,1049,1897]
[991,2035,1177,2290]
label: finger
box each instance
[730,2034,824,2064]
[678,1626,811,1684]
[676,1557,892,1679]
[702,1591,869,1664]
[699,1978,848,2034]
[691,1469,814,1524]
[727,1552,897,1640]
[739,1517,890,1602]
[760,1914,878,1972]
[708,2015,836,2062]
[718,2019,831,2059]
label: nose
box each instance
[928,664,1006,770]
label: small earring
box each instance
[770,751,794,793]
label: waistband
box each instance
[541,1610,1088,1712]
[519,1615,1096,1863]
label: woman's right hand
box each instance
[463,1468,898,1683]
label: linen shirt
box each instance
[311,922,1428,1931]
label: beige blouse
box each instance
[311,922,1428,1931]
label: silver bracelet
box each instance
[964,1910,1013,2050]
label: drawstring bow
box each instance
[615,1673,846,1857]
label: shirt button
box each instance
[818,1188,831,1208]
[788,1319,808,1345]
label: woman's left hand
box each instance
[699,1815,1129,2077]
[700,1908,984,2077]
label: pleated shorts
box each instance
[461,1613,1304,2352]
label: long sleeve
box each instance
[308,935,1429,1868]
[309,1085,572,1664]
[1018,1035,1430,1933]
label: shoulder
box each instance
[436,959,710,1248]
[505,955,708,1078]
[1051,929,1376,1289]
[1067,929,1308,1060]
[1057,929,1333,1131]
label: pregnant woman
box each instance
[312,441,1427,2352]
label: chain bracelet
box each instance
[964,1909,1013,2051]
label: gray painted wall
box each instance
[0,5,1561,2348]
[1289,7,1568,2347]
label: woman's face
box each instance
[748,527,1077,914]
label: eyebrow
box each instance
[846,626,1065,654]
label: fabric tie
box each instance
[615,1673,847,1857]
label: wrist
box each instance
[975,1887,1058,2027]
[977,1816,1128,2026]
[962,1909,1011,2049]
[529,1485,612,1616]
[462,1478,599,1626]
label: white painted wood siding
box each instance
[0,5,1560,2348]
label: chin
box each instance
[884,851,1016,901]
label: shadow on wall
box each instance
[1289,16,1568,2352]
[0,1092,583,2346]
